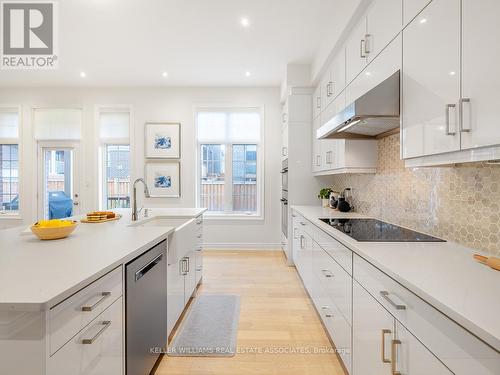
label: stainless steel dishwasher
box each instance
[126,240,167,375]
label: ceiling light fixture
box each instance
[245,71,251,77]
[162,71,168,78]
[240,17,250,27]
[449,71,456,76]
[420,18,427,24]
[80,71,86,78]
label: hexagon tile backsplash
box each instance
[329,133,500,256]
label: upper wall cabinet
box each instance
[460,0,500,150]
[313,85,321,120]
[346,35,402,106]
[321,48,347,112]
[402,0,461,158]
[403,0,432,26]
[346,0,402,84]
[403,0,500,165]
[346,17,368,84]
[365,0,402,63]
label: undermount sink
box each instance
[129,216,194,229]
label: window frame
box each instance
[96,106,132,211]
[195,106,265,220]
[0,105,22,219]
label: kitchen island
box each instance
[0,208,205,375]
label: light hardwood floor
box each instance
[156,250,345,375]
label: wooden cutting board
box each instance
[81,214,122,223]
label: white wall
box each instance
[0,87,282,249]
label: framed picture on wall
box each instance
[145,162,180,197]
[145,122,180,159]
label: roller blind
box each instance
[99,111,130,141]
[0,109,19,139]
[33,108,82,140]
[197,110,261,143]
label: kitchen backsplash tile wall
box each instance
[330,134,500,256]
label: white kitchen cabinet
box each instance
[395,321,453,375]
[346,34,402,107]
[320,71,334,111]
[312,116,323,173]
[48,297,123,375]
[402,0,461,159]
[346,17,368,84]
[403,0,432,26]
[166,217,203,336]
[295,222,314,291]
[460,0,500,150]
[330,48,346,99]
[365,0,402,63]
[313,85,322,119]
[352,281,395,375]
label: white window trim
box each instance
[0,105,22,219]
[95,105,133,210]
[194,106,265,220]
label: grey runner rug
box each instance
[168,294,240,357]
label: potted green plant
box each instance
[318,187,333,208]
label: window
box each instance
[197,109,262,216]
[98,110,131,209]
[0,109,20,215]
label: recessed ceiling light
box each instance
[245,71,251,77]
[162,71,168,78]
[240,17,250,27]
[449,71,456,76]
[420,18,427,24]
[365,71,371,76]
[79,71,86,78]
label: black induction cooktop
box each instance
[319,218,445,242]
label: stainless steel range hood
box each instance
[317,71,400,139]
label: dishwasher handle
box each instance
[135,253,164,282]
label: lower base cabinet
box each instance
[48,297,123,375]
[353,281,453,375]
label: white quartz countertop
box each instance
[0,208,206,311]
[291,205,500,351]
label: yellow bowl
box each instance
[30,221,78,240]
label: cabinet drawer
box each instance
[353,255,500,375]
[49,266,123,356]
[313,245,352,324]
[48,297,123,375]
[310,224,352,275]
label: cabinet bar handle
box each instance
[81,292,111,312]
[391,339,402,375]
[459,97,471,132]
[321,269,334,278]
[300,235,305,249]
[82,321,111,344]
[317,97,321,109]
[364,34,371,54]
[445,104,456,135]
[381,329,391,363]
[360,39,367,58]
[316,155,321,167]
[380,291,406,310]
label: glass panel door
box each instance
[38,144,80,219]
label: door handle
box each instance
[81,292,111,312]
[381,329,391,363]
[459,97,471,132]
[380,291,406,310]
[391,339,402,375]
[135,253,163,282]
[81,321,111,344]
[360,39,367,58]
[73,201,79,206]
[445,104,456,135]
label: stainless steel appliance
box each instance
[319,218,445,242]
[281,190,288,238]
[126,240,168,375]
[281,159,288,192]
[317,71,400,139]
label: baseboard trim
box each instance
[203,242,281,251]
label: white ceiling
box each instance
[0,0,359,87]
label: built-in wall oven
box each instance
[281,159,289,239]
[281,159,288,192]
